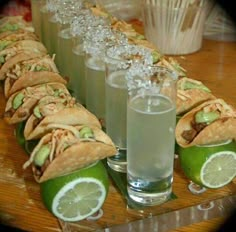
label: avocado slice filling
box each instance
[195,110,220,124]
[0,23,20,33]
[33,106,42,118]
[13,92,25,110]
[0,40,12,51]
[33,144,51,167]
[34,65,49,72]
[79,126,95,139]
[183,81,211,93]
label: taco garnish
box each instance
[0,28,38,41]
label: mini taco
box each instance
[111,20,138,39]
[176,77,216,116]
[23,124,117,182]
[156,57,187,78]
[0,39,14,51]
[175,98,236,147]
[0,40,48,80]
[4,82,70,124]
[4,54,63,98]
[0,28,38,41]
[4,39,47,53]
[0,16,34,34]
[24,95,101,140]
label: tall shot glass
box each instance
[31,0,44,41]
[83,26,128,128]
[104,44,153,173]
[70,10,110,105]
[126,65,178,206]
[55,1,84,77]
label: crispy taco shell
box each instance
[24,124,116,182]
[0,51,43,81]
[5,71,66,98]
[4,82,70,124]
[0,16,33,33]
[0,16,34,39]
[4,54,63,97]
[175,99,236,147]
[24,98,101,140]
[5,40,47,53]
[38,142,116,183]
[0,29,38,41]
[0,42,48,81]
[177,89,216,115]
[176,77,216,115]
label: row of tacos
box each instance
[1,7,236,183]
[0,15,117,183]
[0,9,187,185]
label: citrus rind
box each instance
[52,177,107,222]
[40,161,109,222]
[200,151,236,189]
[178,140,236,188]
[196,139,232,148]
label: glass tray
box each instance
[58,156,236,231]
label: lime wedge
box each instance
[178,140,236,189]
[40,161,109,222]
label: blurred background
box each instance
[1,0,235,42]
[0,0,32,21]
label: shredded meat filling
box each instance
[16,107,29,118]
[181,120,208,143]
[4,108,15,117]
[33,159,50,179]
[181,129,197,143]
[191,120,207,133]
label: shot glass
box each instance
[31,0,44,40]
[70,10,110,105]
[43,0,70,56]
[40,0,51,49]
[104,44,153,173]
[126,64,177,206]
[55,1,84,77]
[83,26,128,128]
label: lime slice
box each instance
[178,140,236,189]
[40,161,109,222]
[201,151,236,188]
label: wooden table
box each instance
[0,38,236,232]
